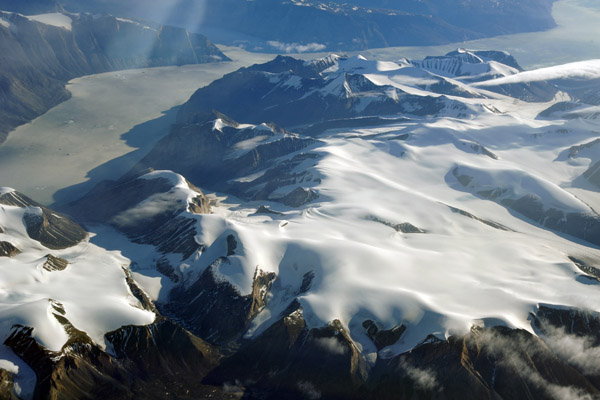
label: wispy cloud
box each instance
[267,40,326,54]
[478,330,595,400]
[398,359,440,391]
[110,192,181,229]
[541,325,600,375]
[297,381,322,399]
[314,337,347,355]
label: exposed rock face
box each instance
[363,320,406,351]
[367,326,599,399]
[569,256,600,282]
[451,167,600,246]
[127,117,317,188]
[280,187,319,207]
[0,368,19,400]
[253,205,284,216]
[82,0,556,52]
[3,315,225,399]
[65,175,176,223]
[366,215,425,234]
[106,318,220,384]
[66,173,211,258]
[188,193,211,214]
[503,195,600,246]
[0,241,19,257]
[205,301,369,399]
[533,304,600,344]
[41,254,68,271]
[2,255,599,399]
[412,49,523,76]
[0,190,87,249]
[177,55,471,129]
[123,115,320,207]
[445,204,511,231]
[135,215,202,259]
[0,10,227,143]
[164,260,276,348]
[228,152,323,204]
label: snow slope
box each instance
[80,54,600,363]
[0,196,156,394]
[475,59,600,86]
[26,13,72,30]
[3,50,600,388]
[75,52,600,362]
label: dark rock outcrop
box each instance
[533,304,600,344]
[41,254,68,271]
[253,205,284,216]
[569,256,600,282]
[363,320,406,351]
[177,56,470,129]
[66,173,211,258]
[205,301,369,400]
[65,174,176,224]
[0,241,20,257]
[123,115,319,207]
[3,313,225,399]
[501,194,600,246]
[0,368,19,400]
[451,167,600,246]
[280,187,319,208]
[0,190,87,249]
[445,204,512,231]
[367,326,599,399]
[164,260,276,348]
[366,215,425,234]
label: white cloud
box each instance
[478,330,595,400]
[314,337,347,355]
[297,381,322,399]
[267,40,326,54]
[541,325,600,375]
[110,192,181,229]
[399,359,440,391]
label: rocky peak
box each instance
[0,190,87,249]
[0,241,20,257]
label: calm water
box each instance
[357,0,600,69]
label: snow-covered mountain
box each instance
[8,49,590,398]
[177,51,498,132]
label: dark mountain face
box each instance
[57,0,556,52]
[0,11,228,143]
[176,55,475,132]
[328,0,557,36]
[0,190,87,249]
[0,0,63,14]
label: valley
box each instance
[0,46,272,205]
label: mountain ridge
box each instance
[0,10,228,144]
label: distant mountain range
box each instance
[51,0,556,52]
[0,10,227,143]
